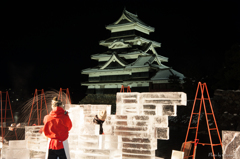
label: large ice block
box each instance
[100,135,123,149]
[5,148,30,159]
[68,134,79,151]
[9,140,27,149]
[171,150,184,159]
[141,92,187,105]
[116,92,186,116]
[117,93,140,104]
[68,106,84,133]
[222,130,240,159]
[25,125,48,152]
[117,92,186,105]
[79,124,100,135]
[67,104,122,159]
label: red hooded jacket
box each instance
[43,107,72,150]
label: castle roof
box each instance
[106,9,155,34]
[151,69,185,80]
[99,35,161,48]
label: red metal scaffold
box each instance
[0,91,17,143]
[28,89,48,126]
[182,82,222,159]
[120,85,131,92]
[58,88,71,105]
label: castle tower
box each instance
[81,9,184,94]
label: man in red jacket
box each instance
[43,97,72,159]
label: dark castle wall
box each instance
[88,72,149,82]
[86,87,149,94]
[110,30,148,38]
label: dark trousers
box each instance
[48,149,67,159]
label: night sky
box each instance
[1,0,240,102]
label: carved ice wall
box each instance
[103,92,187,159]
[2,92,186,159]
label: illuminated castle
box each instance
[81,9,184,94]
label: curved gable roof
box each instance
[107,8,155,32]
[127,55,162,67]
[100,52,128,69]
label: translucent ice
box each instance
[117,93,140,105]
[117,92,187,106]
[79,124,100,135]
[171,150,184,159]
[116,92,186,116]
[222,130,240,159]
[71,149,122,159]
[141,92,187,105]
[9,140,27,149]
[155,127,169,140]
[122,149,155,156]
[154,116,168,127]
[5,148,30,159]
[68,134,79,150]
[25,125,48,152]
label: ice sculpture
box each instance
[1,126,46,159]
[104,92,187,158]
[2,92,186,159]
[67,104,122,159]
[222,130,240,159]
[3,140,30,159]
[25,126,48,152]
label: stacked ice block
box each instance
[103,92,187,159]
[2,126,49,159]
[25,125,48,152]
[67,104,122,159]
[2,140,30,159]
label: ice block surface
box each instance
[9,140,27,149]
[171,150,184,159]
[116,92,186,116]
[25,125,48,152]
[79,124,100,135]
[5,148,30,159]
[222,130,240,159]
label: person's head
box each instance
[51,96,63,109]
[98,109,107,121]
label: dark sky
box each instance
[0,0,240,98]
